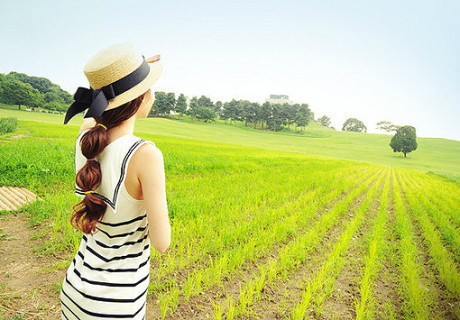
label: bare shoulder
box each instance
[131,142,164,175]
[136,142,163,160]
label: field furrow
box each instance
[146,165,377,318]
[203,169,386,319]
[367,171,404,319]
[286,168,388,319]
[151,165,375,281]
[351,168,393,320]
[393,170,455,319]
[149,167,384,318]
[275,168,389,319]
[397,171,460,319]
[402,172,460,227]
[400,173,460,263]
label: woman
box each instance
[60,43,171,319]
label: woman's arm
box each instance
[137,144,171,253]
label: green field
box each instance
[0,106,459,319]
[1,105,460,180]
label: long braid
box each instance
[71,91,147,234]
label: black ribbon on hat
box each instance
[64,58,150,124]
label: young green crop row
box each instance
[350,168,459,320]
[152,166,384,318]
[289,168,388,319]
[206,168,386,319]
[205,167,458,320]
[252,167,457,320]
[402,171,460,227]
[400,172,460,263]
[398,171,460,304]
[390,170,459,319]
[353,168,392,320]
[154,164,377,277]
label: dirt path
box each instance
[0,213,67,320]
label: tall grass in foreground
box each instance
[0,117,17,134]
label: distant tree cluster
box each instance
[149,93,315,132]
[0,72,72,112]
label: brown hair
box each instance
[71,91,147,234]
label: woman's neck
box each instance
[107,116,135,143]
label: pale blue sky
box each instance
[1,0,459,140]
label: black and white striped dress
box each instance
[60,128,154,319]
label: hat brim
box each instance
[104,61,163,111]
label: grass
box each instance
[1,105,459,181]
[0,103,459,318]
[0,117,18,135]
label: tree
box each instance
[376,120,399,133]
[197,95,214,110]
[214,101,223,116]
[44,101,68,112]
[221,99,243,124]
[342,118,367,133]
[318,115,331,128]
[283,103,297,129]
[241,100,257,127]
[151,91,165,116]
[390,126,417,157]
[0,79,41,110]
[151,92,175,116]
[6,71,72,103]
[186,96,198,117]
[194,106,216,122]
[165,92,176,114]
[259,102,272,129]
[267,104,284,131]
[295,113,308,132]
[295,104,311,132]
[175,94,187,114]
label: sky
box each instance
[1,0,459,140]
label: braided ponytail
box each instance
[71,91,148,234]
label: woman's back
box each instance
[60,128,154,319]
[61,43,170,319]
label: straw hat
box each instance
[64,42,163,124]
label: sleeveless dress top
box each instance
[60,128,155,319]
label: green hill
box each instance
[1,105,459,182]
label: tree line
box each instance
[0,72,72,112]
[0,71,418,156]
[150,92,315,132]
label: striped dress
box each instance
[60,128,155,319]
